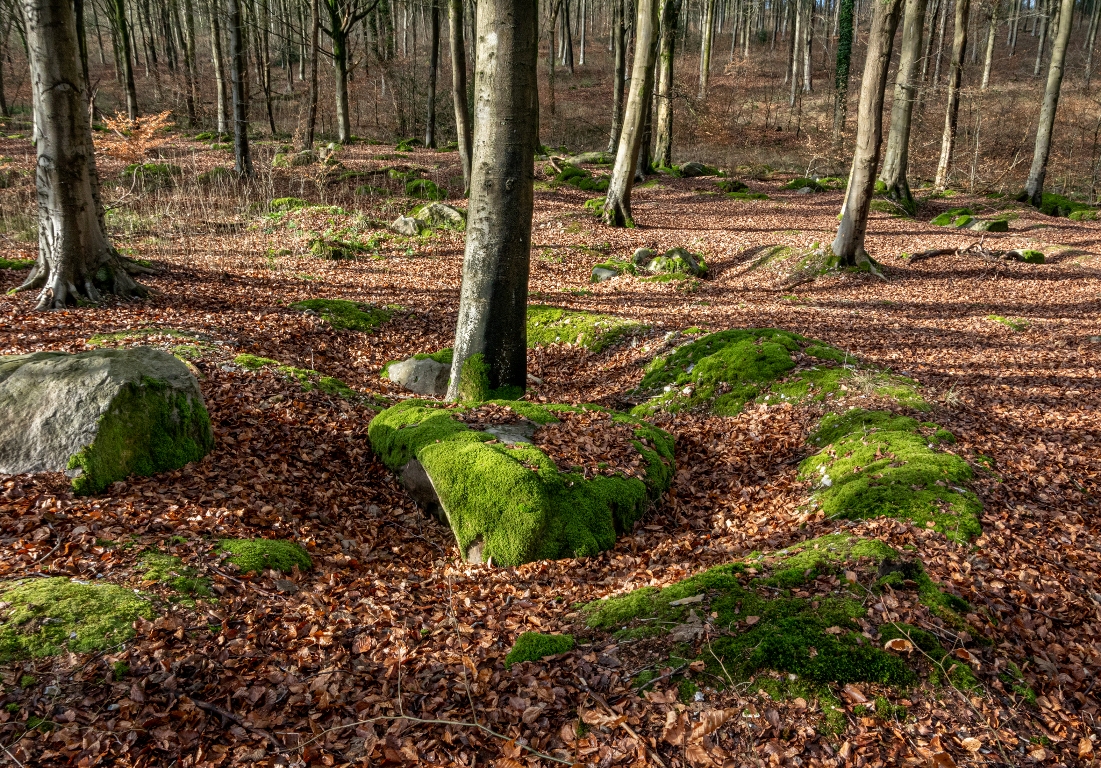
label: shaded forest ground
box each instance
[0,133,1100,767]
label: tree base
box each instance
[16,250,151,310]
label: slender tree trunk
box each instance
[579,0,586,63]
[1085,0,1100,86]
[654,0,679,167]
[831,0,902,265]
[228,0,253,176]
[332,27,351,141]
[179,0,196,124]
[636,62,655,179]
[699,0,715,97]
[604,0,660,226]
[1024,0,1073,205]
[921,0,940,79]
[19,0,147,309]
[802,0,813,91]
[112,0,139,117]
[932,0,950,84]
[933,0,970,189]
[1033,0,1048,75]
[425,0,439,147]
[304,0,319,148]
[608,0,626,149]
[548,0,562,116]
[208,0,229,134]
[981,1,997,88]
[880,0,928,208]
[790,0,802,103]
[447,0,539,402]
[449,0,472,193]
[562,0,574,71]
[831,0,854,147]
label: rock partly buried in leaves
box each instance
[413,202,466,230]
[390,215,422,236]
[385,356,451,397]
[0,347,214,494]
[591,266,620,283]
[368,400,674,566]
[678,161,720,178]
[638,247,708,277]
[969,219,1009,233]
[1006,249,1045,264]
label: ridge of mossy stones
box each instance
[217,539,312,575]
[289,298,394,332]
[505,632,575,667]
[527,305,647,352]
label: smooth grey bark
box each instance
[425,0,439,147]
[448,0,472,194]
[227,0,253,176]
[111,0,139,118]
[1033,0,1048,76]
[179,0,197,124]
[207,0,229,134]
[18,0,147,309]
[304,0,320,148]
[604,0,660,227]
[830,0,902,265]
[579,0,586,63]
[933,0,970,190]
[801,0,812,91]
[654,0,680,168]
[1024,0,1074,205]
[932,0,950,84]
[698,0,715,98]
[980,0,997,89]
[608,0,626,150]
[446,0,539,401]
[880,0,928,207]
[920,0,940,79]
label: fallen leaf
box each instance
[884,637,914,653]
[670,593,705,606]
[960,737,982,751]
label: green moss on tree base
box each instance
[368,400,675,566]
[217,539,312,575]
[505,632,575,667]
[527,305,647,352]
[289,298,395,332]
[0,578,155,661]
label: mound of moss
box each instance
[217,539,312,575]
[368,400,674,566]
[716,179,749,194]
[0,578,155,661]
[582,533,977,702]
[308,237,362,260]
[1019,191,1094,218]
[139,551,211,597]
[527,305,647,352]
[233,353,356,397]
[0,257,34,270]
[554,164,610,192]
[633,329,925,417]
[87,327,205,347]
[783,177,826,192]
[270,197,310,211]
[505,632,575,667]
[406,179,446,200]
[197,166,233,185]
[801,409,981,542]
[930,208,974,227]
[290,298,394,332]
[987,315,1029,331]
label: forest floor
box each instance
[0,134,1100,768]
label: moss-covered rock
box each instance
[197,166,234,185]
[783,177,827,192]
[716,179,749,193]
[527,305,647,352]
[1019,191,1094,218]
[139,551,211,597]
[412,202,466,230]
[801,409,981,541]
[270,196,310,211]
[368,400,674,566]
[233,354,356,397]
[290,298,394,332]
[122,162,182,189]
[640,247,708,278]
[218,539,312,575]
[554,163,611,192]
[0,348,213,494]
[0,578,155,661]
[1007,249,1045,264]
[930,208,973,227]
[633,329,925,417]
[406,179,446,200]
[505,632,575,667]
[308,237,361,260]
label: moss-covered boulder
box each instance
[633,329,925,417]
[783,176,827,192]
[1006,249,1045,264]
[290,298,394,332]
[581,533,979,710]
[0,348,213,494]
[505,632,575,667]
[368,400,674,566]
[677,161,722,178]
[0,578,155,661]
[217,539,312,575]
[639,247,708,278]
[412,202,466,230]
[800,409,982,541]
[554,163,610,192]
[527,305,647,352]
[406,179,446,200]
[930,207,973,227]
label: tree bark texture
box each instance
[654,0,679,168]
[698,0,715,98]
[831,0,854,147]
[449,0,472,194]
[880,0,928,207]
[207,0,229,134]
[112,0,139,118]
[227,0,253,176]
[980,1,997,89]
[426,0,439,147]
[1024,0,1074,205]
[604,0,660,227]
[305,0,320,148]
[830,0,902,265]
[608,0,626,151]
[19,0,147,309]
[447,0,539,401]
[933,0,970,190]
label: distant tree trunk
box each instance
[112,0,139,117]
[880,0,927,208]
[932,0,950,84]
[698,0,715,98]
[255,0,277,135]
[933,0,970,190]
[547,0,562,116]
[579,0,586,63]
[1033,0,1048,75]
[608,0,626,150]
[980,0,997,88]
[447,0,538,401]
[208,0,229,134]
[831,0,854,147]
[304,0,319,148]
[831,0,902,266]
[604,0,660,226]
[19,0,147,309]
[228,0,253,176]
[449,0,472,194]
[654,0,679,167]
[425,0,439,147]
[1024,0,1073,205]
[790,0,802,103]
[561,0,574,71]
[322,0,353,142]
[801,0,813,91]
[636,66,654,180]
[74,0,89,87]
[920,0,940,79]
[179,0,197,124]
[1086,0,1100,87]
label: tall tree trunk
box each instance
[256,0,277,135]
[932,0,950,84]
[1085,0,1100,87]
[179,0,197,125]
[654,0,679,168]
[920,0,940,79]
[790,0,802,103]
[1023,0,1073,205]
[880,0,928,208]
[1033,0,1048,75]
[447,0,538,402]
[425,0,439,147]
[802,0,813,91]
[448,0,472,194]
[208,0,229,134]
[112,0,139,117]
[228,0,253,176]
[579,0,586,63]
[635,63,654,180]
[332,26,351,141]
[604,0,660,226]
[562,0,574,71]
[547,0,562,116]
[608,0,626,150]
[304,0,319,148]
[698,0,715,97]
[830,0,902,265]
[19,0,147,309]
[933,0,970,190]
[831,0,854,147]
[980,1,997,88]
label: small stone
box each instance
[797,186,814,194]
[44,685,60,696]
[970,219,1009,232]
[274,579,299,594]
[385,356,450,396]
[631,247,655,266]
[389,215,422,236]
[591,266,619,283]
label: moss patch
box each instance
[217,539,312,575]
[139,551,211,598]
[505,632,575,667]
[406,179,446,200]
[783,177,826,192]
[0,257,34,270]
[527,305,647,352]
[87,327,205,347]
[930,208,973,227]
[0,578,155,661]
[800,409,981,542]
[289,298,394,332]
[122,163,182,188]
[554,164,610,192]
[987,315,1029,331]
[233,354,356,398]
[368,400,674,566]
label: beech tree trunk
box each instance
[1086,0,1100,87]
[698,0,715,98]
[304,0,320,148]
[425,0,439,147]
[654,0,680,168]
[112,0,139,118]
[933,0,970,190]
[1024,0,1074,205]
[879,0,928,207]
[208,0,229,134]
[604,0,660,227]
[18,0,147,310]
[831,0,854,147]
[981,1,997,89]
[228,0,253,176]
[447,0,539,402]
[830,0,902,266]
[1033,0,1049,76]
[449,0,472,194]
[608,0,626,150]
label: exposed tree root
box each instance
[15,250,149,310]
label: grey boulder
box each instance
[390,215,423,236]
[0,347,213,494]
[385,356,450,397]
[413,202,466,229]
[591,266,619,283]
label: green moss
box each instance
[1017,250,1045,264]
[0,257,34,270]
[307,237,362,260]
[1068,209,1097,221]
[217,539,312,575]
[234,353,279,370]
[930,208,973,226]
[87,327,204,347]
[457,353,492,402]
[800,410,981,542]
[716,179,749,193]
[139,551,211,597]
[0,578,155,661]
[368,400,674,566]
[505,632,575,667]
[783,177,826,192]
[869,200,913,218]
[406,179,446,200]
[233,354,356,398]
[67,377,213,495]
[591,258,637,279]
[381,348,453,378]
[122,163,182,188]
[527,305,646,352]
[1023,192,1094,218]
[987,315,1029,331]
[289,298,394,332]
[582,197,605,215]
